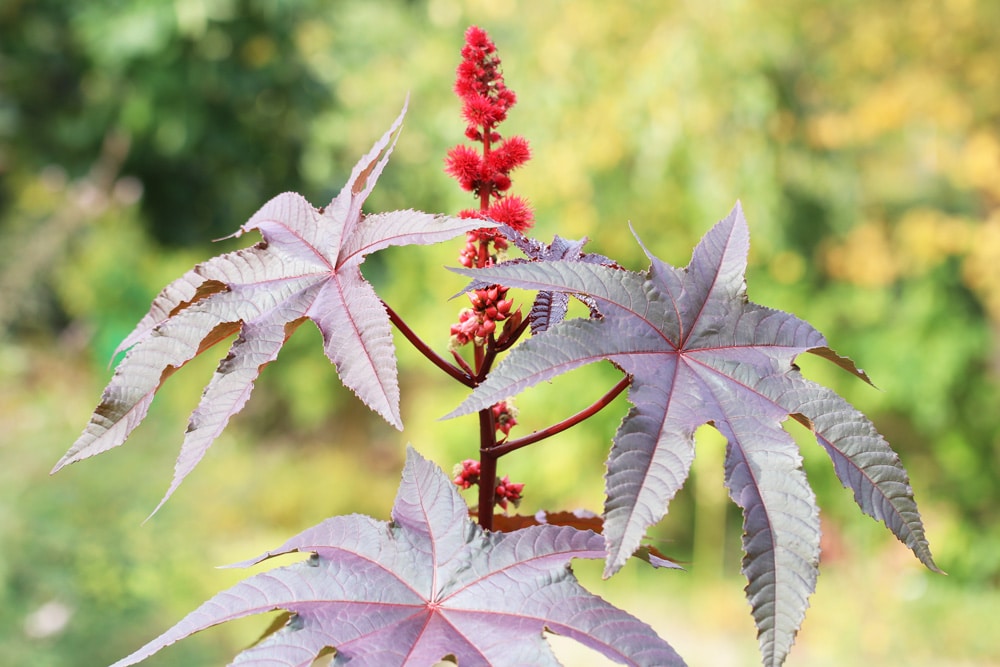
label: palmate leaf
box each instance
[52,103,493,514]
[110,447,684,667]
[445,203,940,666]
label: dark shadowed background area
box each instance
[2,1,998,664]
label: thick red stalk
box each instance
[477,407,499,531]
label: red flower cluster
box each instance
[453,459,481,489]
[458,227,508,269]
[450,285,515,346]
[495,475,524,510]
[445,138,530,200]
[491,400,518,437]
[452,459,524,511]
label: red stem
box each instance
[489,375,632,457]
[495,315,530,352]
[384,300,475,387]
[479,124,493,212]
[477,407,498,530]
[475,334,499,384]
[473,341,485,375]
[451,348,475,378]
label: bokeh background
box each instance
[2,1,999,665]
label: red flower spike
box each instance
[463,25,491,49]
[463,96,506,129]
[445,25,531,222]
[447,25,533,353]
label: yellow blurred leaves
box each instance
[823,220,900,288]
[822,210,973,288]
[768,250,806,285]
[807,74,970,151]
[897,208,973,270]
[962,210,1000,321]
[821,205,1000,324]
[956,132,1000,199]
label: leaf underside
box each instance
[53,102,495,515]
[446,202,939,666]
[110,447,684,667]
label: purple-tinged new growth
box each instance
[459,223,620,334]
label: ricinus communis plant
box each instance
[58,25,939,667]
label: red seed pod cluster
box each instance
[453,458,524,511]
[450,285,515,346]
[464,191,533,234]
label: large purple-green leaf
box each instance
[53,104,493,514]
[446,203,939,666]
[110,447,683,667]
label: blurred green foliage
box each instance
[2,0,999,664]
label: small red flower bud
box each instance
[494,474,524,510]
[491,400,519,436]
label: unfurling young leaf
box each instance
[52,103,495,515]
[110,447,684,667]
[478,224,619,334]
[446,202,940,667]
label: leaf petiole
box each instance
[490,375,631,457]
[383,300,475,387]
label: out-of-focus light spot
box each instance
[24,600,73,640]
